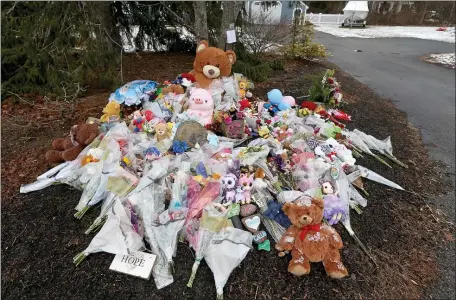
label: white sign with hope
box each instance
[109,251,156,279]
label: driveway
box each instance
[314,31,455,299]
[315,32,455,172]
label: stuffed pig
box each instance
[186,88,214,125]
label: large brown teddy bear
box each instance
[275,198,348,279]
[45,123,99,164]
[189,40,236,89]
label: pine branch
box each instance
[159,1,197,36]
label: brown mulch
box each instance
[1,53,454,300]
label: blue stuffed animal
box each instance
[264,200,292,228]
[266,89,291,113]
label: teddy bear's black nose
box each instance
[208,69,215,75]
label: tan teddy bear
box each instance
[189,40,236,89]
[154,123,170,142]
[161,84,185,95]
[275,198,348,279]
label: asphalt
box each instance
[314,31,455,299]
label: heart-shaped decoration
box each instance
[240,204,257,217]
[242,214,261,233]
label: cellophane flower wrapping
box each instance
[204,227,253,300]
[135,181,174,289]
[79,197,144,258]
[187,202,229,288]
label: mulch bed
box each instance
[1,53,454,300]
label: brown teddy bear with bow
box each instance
[275,198,348,279]
[189,40,236,89]
[45,123,99,164]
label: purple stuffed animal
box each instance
[323,194,347,225]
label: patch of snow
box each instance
[425,53,456,69]
[315,25,455,43]
[284,236,295,243]
[120,25,195,53]
[306,231,321,241]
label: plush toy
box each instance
[272,125,293,142]
[162,84,185,95]
[319,179,347,225]
[221,160,241,206]
[100,101,121,123]
[130,110,145,132]
[45,123,99,164]
[239,98,251,111]
[154,123,170,142]
[282,96,296,107]
[221,173,238,205]
[238,173,254,204]
[186,88,214,125]
[189,40,236,89]
[264,201,292,228]
[253,168,268,190]
[265,89,291,113]
[275,199,348,279]
[172,73,196,88]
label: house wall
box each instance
[246,1,308,24]
[248,1,282,24]
[280,1,299,23]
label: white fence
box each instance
[305,13,343,25]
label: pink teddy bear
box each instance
[186,88,214,125]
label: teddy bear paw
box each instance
[45,150,64,164]
[326,263,348,279]
[289,264,310,276]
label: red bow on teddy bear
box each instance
[299,224,321,241]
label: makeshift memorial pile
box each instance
[21,40,410,299]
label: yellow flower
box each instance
[259,126,270,138]
[122,157,131,166]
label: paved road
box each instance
[314,31,455,300]
[315,32,455,171]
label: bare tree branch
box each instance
[5,1,19,15]
[240,9,291,55]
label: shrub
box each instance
[282,23,327,60]
[280,42,327,59]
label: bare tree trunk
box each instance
[449,2,455,25]
[216,1,243,49]
[419,1,429,25]
[193,1,208,42]
[92,1,122,51]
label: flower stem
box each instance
[187,261,200,288]
[350,232,378,267]
[371,154,392,168]
[85,215,107,235]
[384,153,408,168]
[74,206,90,219]
[73,252,87,267]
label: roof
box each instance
[343,1,369,12]
[298,1,309,9]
